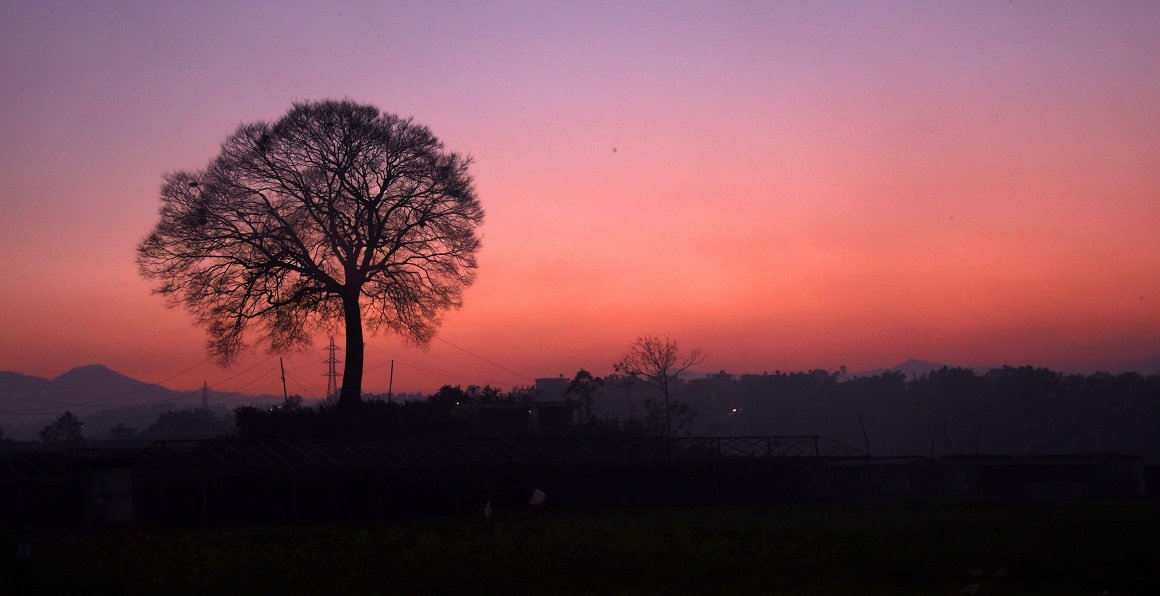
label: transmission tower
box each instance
[324,337,341,404]
[201,381,209,410]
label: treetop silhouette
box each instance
[614,335,704,439]
[138,100,485,405]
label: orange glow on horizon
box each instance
[2,2,1159,396]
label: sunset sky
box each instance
[3,1,1159,399]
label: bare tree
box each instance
[613,335,705,439]
[138,100,484,406]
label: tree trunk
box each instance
[338,295,364,407]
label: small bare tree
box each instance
[613,335,705,439]
[138,100,484,406]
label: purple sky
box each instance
[2,1,1159,398]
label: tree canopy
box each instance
[613,336,704,439]
[40,411,84,444]
[138,100,484,405]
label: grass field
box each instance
[3,502,1157,594]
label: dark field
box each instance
[4,502,1157,594]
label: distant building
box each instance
[534,376,570,400]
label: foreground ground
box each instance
[2,502,1157,594]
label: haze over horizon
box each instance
[7,356,1160,400]
[3,2,1159,398]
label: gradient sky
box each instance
[2,1,1159,399]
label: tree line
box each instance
[662,365,1160,459]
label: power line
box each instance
[215,362,281,395]
[364,352,526,387]
[283,369,321,398]
[433,337,534,382]
[210,355,278,391]
[385,358,520,388]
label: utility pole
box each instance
[201,381,208,411]
[387,359,394,404]
[280,357,289,407]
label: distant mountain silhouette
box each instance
[0,365,278,441]
[0,370,54,401]
[51,364,176,407]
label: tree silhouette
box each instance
[613,336,704,440]
[564,368,603,424]
[138,100,484,406]
[39,411,84,444]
